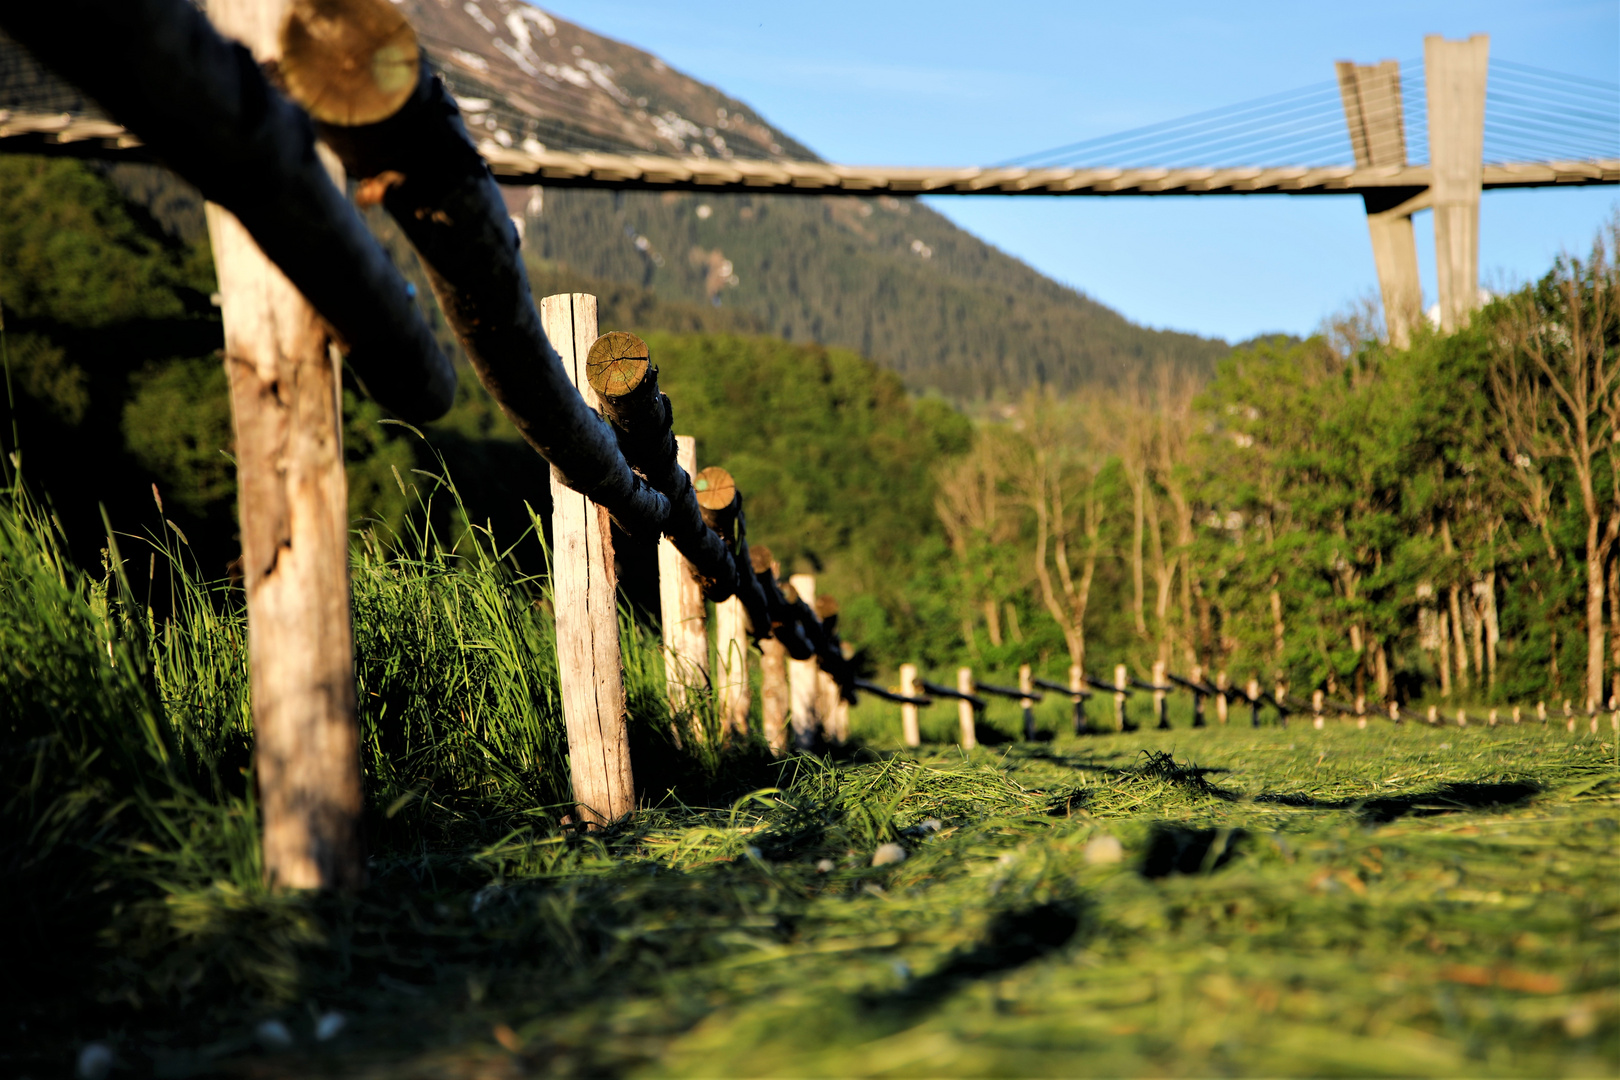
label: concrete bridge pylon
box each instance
[1338,34,1490,345]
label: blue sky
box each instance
[536,0,1618,342]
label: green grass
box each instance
[3,481,1618,1078]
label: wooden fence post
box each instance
[1312,689,1325,729]
[900,663,921,747]
[693,465,747,738]
[205,0,361,892]
[832,642,853,742]
[957,666,978,748]
[1153,660,1169,730]
[760,637,790,753]
[816,596,845,744]
[754,547,789,753]
[1246,677,1262,727]
[1215,670,1230,724]
[1070,663,1088,735]
[659,435,709,736]
[714,594,749,738]
[1114,664,1129,732]
[1019,663,1036,741]
[543,293,634,825]
[787,573,821,749]
[1191,664,1207,728]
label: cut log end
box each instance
[280,0,420,126]
[750,544,775,574]
[693,466,737,511]
[587,331,651,398]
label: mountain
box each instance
[401,0,1230,398]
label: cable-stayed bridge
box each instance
[1,20,1613,341]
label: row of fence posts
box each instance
[34,0,863,892]
[544,296,859,795]
[884,659,1620,746]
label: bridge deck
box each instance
[1,109,1614,196]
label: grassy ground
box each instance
[5,483,1618,1078]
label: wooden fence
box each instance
[875,658,1620,746]
[0,0,868,889]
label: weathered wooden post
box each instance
[1215,670,1230,725]
[692,465,748,738]
[205,0,362,891]
[714,594,749,738]
[751,547,790,753]
[957,666,978,749]
[816,596,846,744]
[787,573,821,749]
[1312,689,1325,730]
[1191,664,1207,728]
[1019,664,1036,741]
[832,642,853,742]
[1114,664,1129,732]
[1389,700,1402,723]
[1512,705,1522,724]
[1070,663,1088,735]
[900,663,921,747]
[1152,660,1169,730]
[1247,677,1262,727]
[543,294,635,825]
[659,435,709,736]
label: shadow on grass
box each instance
[1140,824,1249,878]
[1124,751,1541,825]
[1255,781,1542,823]
[870,900,1088,1014]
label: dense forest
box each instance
[4,152,1616,708]
[941,228,1620,710]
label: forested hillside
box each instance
[522,187,1229,399]
[388,0,1229,400]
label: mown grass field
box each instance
[5,482,1618,1079]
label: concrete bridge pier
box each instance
[1426,34,1490,332]
[1338,35,1489,345]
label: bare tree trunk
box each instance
[1269,583,1286,668]
[1585,523,1606,710]
[1131,477,1147,637]
[1145,487,1174,664]
[1609,555,1620,705]
[983,599,1003,647]
[1438,610,1454,697]
[1466,584,1485,682]
[1482,572,1500,691]
[1448,584,1471,692]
